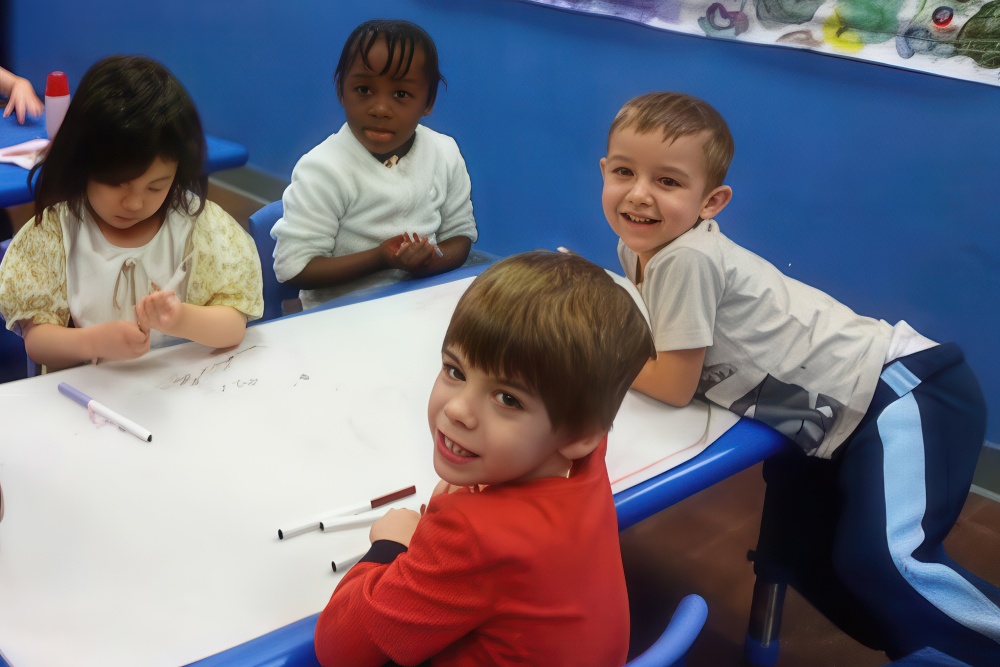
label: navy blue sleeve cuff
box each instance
[362,539,408,565]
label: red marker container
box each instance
[44,71,71,140]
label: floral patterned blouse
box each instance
[0,198,263,336]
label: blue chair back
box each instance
[248,200,298,322]
[189,594,707,667]
[0,238,30,383]
[627,594,709,667]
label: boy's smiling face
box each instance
[427,346,586,488]
[339,35,432,156]
[601,127,731,275]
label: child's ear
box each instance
[599,157,607,179]
[700,185,732,220]
[558,429,605,461]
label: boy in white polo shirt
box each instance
[601,90,1000,664]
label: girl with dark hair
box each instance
[0,55,262,371]
[271,20,478,310]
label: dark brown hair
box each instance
[444,251,655,437]
[31,55,206,222]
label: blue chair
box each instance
[188,594,708,667]
[628,593,709,667]
[247,200,298,322]
[0,237,31,383]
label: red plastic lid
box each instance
[46,71,70,96]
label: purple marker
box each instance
[58,382,153,443]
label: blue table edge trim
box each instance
[184,614,321,667]
[614,417,790,531]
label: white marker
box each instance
[404,232,444,258]
[278,485,416,540]
[319,511,382,532]
[277,520,322,541]
[320,485,416,522]
[58,383,153,443]
[157,258,191,293]
[331,550,365,573]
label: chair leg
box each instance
[741,449,827,666]
[743,570,786,667]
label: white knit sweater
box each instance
[271,123,477,308]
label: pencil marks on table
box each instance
[154,345,312,393]
[158,346,254,390]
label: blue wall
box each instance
[8,0,1000,440]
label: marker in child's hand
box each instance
[403,232,444,257]
[154,258,191,293]
[159,270,185,293]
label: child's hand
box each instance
[396,232,437,270]
[3,77,44,124]
[92,320,151,361]
[369,508,421,547]
[379,233,436,272]
[135,290,184,335]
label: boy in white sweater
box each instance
[271,20,477,310]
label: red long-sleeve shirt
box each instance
[314,439,629,666]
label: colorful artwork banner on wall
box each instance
[518,0,1000,86]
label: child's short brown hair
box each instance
[609,92,734,191]
[443,251,655,438]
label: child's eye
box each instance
[443,364,465,382]
[393,90,410,100]
[613,167,633,177]
[493,391,523,409]
[355,86,372,95]
[658,177,680,187]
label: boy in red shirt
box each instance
[315,250,655,666]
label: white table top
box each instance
[0,276,735,667]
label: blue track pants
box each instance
[754,343,1000,664]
